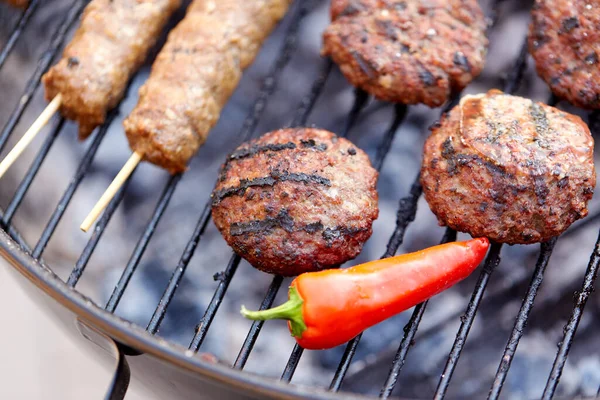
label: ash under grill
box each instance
[1,0,600,399]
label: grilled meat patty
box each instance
[212,128,379,276]
[421,89,596,244]
[42,0,180,139]
[124,0,291,174]
[529,0,600,109]
[322,0,488,107]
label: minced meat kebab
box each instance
[322,0,489,107]
[529,0,600,109]
[212,128,379,276]
[42,0,181,138]
[421,89,596,244]
[124,0,291,174]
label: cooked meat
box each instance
[421,89,596,244]
[123,0,291,174]
[529,0,600,109]
[212,128,379,276]
[4,0,28,8]
[322,0,488,107]
[42,0,180,139]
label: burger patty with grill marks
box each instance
[211,128,379,276]
[529,0,600,109]
[421,90,596,244]
[322,0,488,107]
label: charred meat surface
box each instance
[421,89,596,244]
[322,0,488,107]
[529,0,600,109]
[42,0,181,139]
[124,0,291,174]
[212,128,379,276]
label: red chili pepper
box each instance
[241,238,489,350]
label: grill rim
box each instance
[0,228,382,400]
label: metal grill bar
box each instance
[289,60,333,128]
[104,174,181,311]
[431,39,530,399]
[32,111,113,259]
[379,228,457,399]
[339,89,369,135]
[0,207,32,252]
[329,173,423,392]
[433,243,503,399]
[563,208,600,239]
[373,104,406,172]
[336,33,529,398]
[0,0,86,153]
[144,0,312,335]
[234,274,284,369]
[0,0,41,70]
[188,59,333,352]
[503,40,529,95]
[326,107,423,391]
[281,344,303,383]
[328,89,462,393]
[488,238,557,400]
[1,117,65,227]
[188,253,242,350]
[542,230,600,399]
[67,173,134,287]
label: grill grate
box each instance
[0,0,599,399]
[0,0,40,71]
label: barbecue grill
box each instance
[1,0,599,399]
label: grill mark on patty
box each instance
[230,209,294,236]
[300,139,328,151]
[352,50,378,78]
[219,140,328,182]
[453,51,471,72]
[213,171,331,204]
[322,226,369,243]
[561,17,579,33]
[228,142,297,161]
[304,221,324,233]
[229,212,363,241]
[417,61,436,87]
[337,3,363,18]
[375,18,398,41]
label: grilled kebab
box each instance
[42,0,181,139]
[212,128,379,276]
[123,0,291,174]
[529,0,600,109]
[322,0,489,107]
[421,90,596,244]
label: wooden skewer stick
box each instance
[80,151,143,232]
[0,94,62,179]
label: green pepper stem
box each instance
[240,286,307,338]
